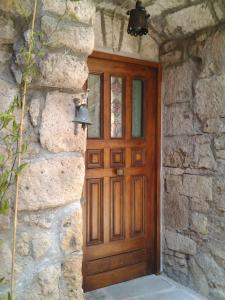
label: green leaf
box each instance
[0,171,10,193]
[15,163,28,176]
[7,292,11,300]
[0,277,4,284]
[14,96,22,108]
[21,143,28,154]
[0,155,5,167]
[12,120,19,133]
[0,199,9,215]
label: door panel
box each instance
[131,175,146,237]
[86,178,103,246]
[110,177,125,241]
[83,53,159,292]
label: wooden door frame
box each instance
[86,51,162,275]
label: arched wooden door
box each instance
[83,52,161,292]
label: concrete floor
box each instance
[85,275,207,300]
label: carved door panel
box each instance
[83,53,159,292]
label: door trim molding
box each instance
[90,51,160,69]
[88,51,162,275]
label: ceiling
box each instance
[94,0,225,43]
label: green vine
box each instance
[0,0,81,299]
[0,97,28,216]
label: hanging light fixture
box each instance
[127,0,150,36]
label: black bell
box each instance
[73,103,92,130]
[127,1,150,36]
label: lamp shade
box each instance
[127,1,150,36]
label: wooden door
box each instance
[83,52,161,292]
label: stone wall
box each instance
[0,1,95,299]
[161,24,225,300]
[94,8,159,61]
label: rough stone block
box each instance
[139,37,159,62]
[214,1,225,21]
[201,28,225,76]
[213,177,225,212]
[165,174,183,194]
[29,97,41,128]
[102,14,113,49]
[19,212,53,229]
[182,174,212,201]
[163,61,198,105]
[0,78,18,112]
[160,50,182,66]
[216,150,225,160]
[210,289,225,300]
[190,197,209,213]
[0,214,10,231]
[40,91,87,153]
[165,230,197,255]
[203,118,225,134]
[60,204,82,254]
[103,14,122,52]
[189,257,209,297]
[39,53,88,90]
[0,243,12,284]
[0,16,16,44]
[164,103,194,136]
[17,232,30,256]
[62,253,83,300]
[42,0,95,24]
[165,4,215,38]
[32,232,51,259]
[41,16,94,56]
[38,265,61,298]
[193,140,217,170]
[209,239,225,261]
[120,20,139,54]
[196,253,225,286]
[195,75,225,122]
[214,135,225,150]
[146,0,187,17]
[0,0,33,16]
[94,11,104,49]
[0,46,12,64]
[163,136,194,168]
[164,193,189,230]
[191,212,208,235]
[18,154,85,211]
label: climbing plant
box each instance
[0,0,38,299]
[0,0,81,299]
[0,97,27,216]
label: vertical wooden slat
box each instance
[86,179,104,245]
[110,177,125,240]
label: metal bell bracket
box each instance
[73,90,92,135]
[73,98,81,135]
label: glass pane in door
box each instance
[87,74,101,138]
[111,76,123,138]
[132,80,144,138]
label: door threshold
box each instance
[84,275,206,300]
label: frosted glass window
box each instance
[87,74,101,138]
[111,76,123,138]
[132,80,144,138]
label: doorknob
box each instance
[116,168,124,176]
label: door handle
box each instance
[116,168,124,176]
